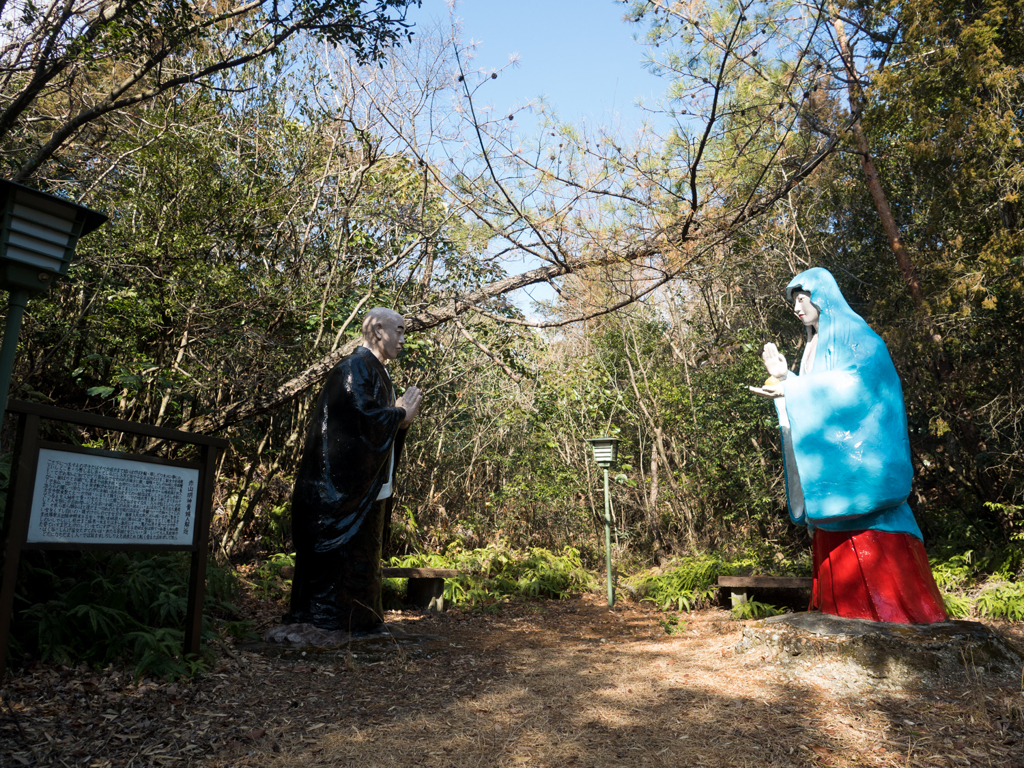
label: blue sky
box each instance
[407,0,667,133]
[403,1,669,315]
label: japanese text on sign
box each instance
[27,449,199,546]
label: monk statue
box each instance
[750,268,948,624]
[283,307,422,633]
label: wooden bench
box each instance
[382,567,458,612]
[717,576,813,609]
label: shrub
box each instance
[389,541,596,606]
[975,581,1024,622]
[10,551,243,679]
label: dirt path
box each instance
[2,595,1022,767]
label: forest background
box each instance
[0,0,1022,668]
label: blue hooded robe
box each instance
[775,268,923,540]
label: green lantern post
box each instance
[586,436,620,608]
[0,180,107,418]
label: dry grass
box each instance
[283,598,1022,768]
[2,594,1022,767]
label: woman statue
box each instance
[751,267,947,623]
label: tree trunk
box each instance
[831,9,925,308]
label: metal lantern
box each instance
[0,179,107,419]
[586,436,620,607]
[586,436,619,468]
[0,179,107,294]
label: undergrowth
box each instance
[388,541,596,607]
[730,600,785,620]
[931,549,1024,621]
[625,547,810,616]
[9,551,245,679]
[627,545,1024,623]
[251,551,296,601]
[628,552,726,612]
[252,541,1024,628]
[975,581,1024,621]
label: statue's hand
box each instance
[748,384,785,399]
[761,343,789,380]
[397,385,423,427]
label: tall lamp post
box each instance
[0,180,107,418]
[586,436,620,608]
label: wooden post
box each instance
[0,412,38,678]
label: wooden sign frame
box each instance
[0,400,229,677]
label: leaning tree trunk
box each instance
[830,7,925,309]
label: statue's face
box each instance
[792,290,820,330]
[374,313,406,361]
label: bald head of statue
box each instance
[361,307,406,363]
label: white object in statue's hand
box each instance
[748,381,785,399]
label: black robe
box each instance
[285,346,407,631]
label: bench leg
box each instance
[730,589,749,608]
[407,577,446,612]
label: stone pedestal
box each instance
[734,612,1024,689]
[263,621,395,647]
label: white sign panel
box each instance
[27,448,199,546]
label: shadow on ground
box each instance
[259,597,1023,768]
[2,595,1021,767]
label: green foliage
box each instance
[677,330,790,537]
[730,600,784,620]
[628,548,810,614]
[2,0,1018,592]
[251,552,296,601]
[941,592,974,619]
[985,502,1024,547]
[1,0,422,180]
[929,550,1024,621]
[629,552,730,612]
[658,614,686,635]
[975,582,1024,622]
[618,0,1024,565]
[10,552,244,679]
[930,552,976,592]
[930,534,1022,583]
[390,543,596,607]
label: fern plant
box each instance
[731,600,784,620]
[930,552,976,592]
[629,552,731,612]
[389,542,596,606]
[941,592,974,619]
[11,551,242,679]
[975,581,1024,621]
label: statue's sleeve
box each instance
[303,356,406,549]
[321,358,404,469]
[780,335,913,525]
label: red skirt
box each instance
[811,529,949,624]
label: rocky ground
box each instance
[1,590,1022,767]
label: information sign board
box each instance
[0,400,229,677]
[28,448,199,546]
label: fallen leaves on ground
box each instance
[1,593,1022,767]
